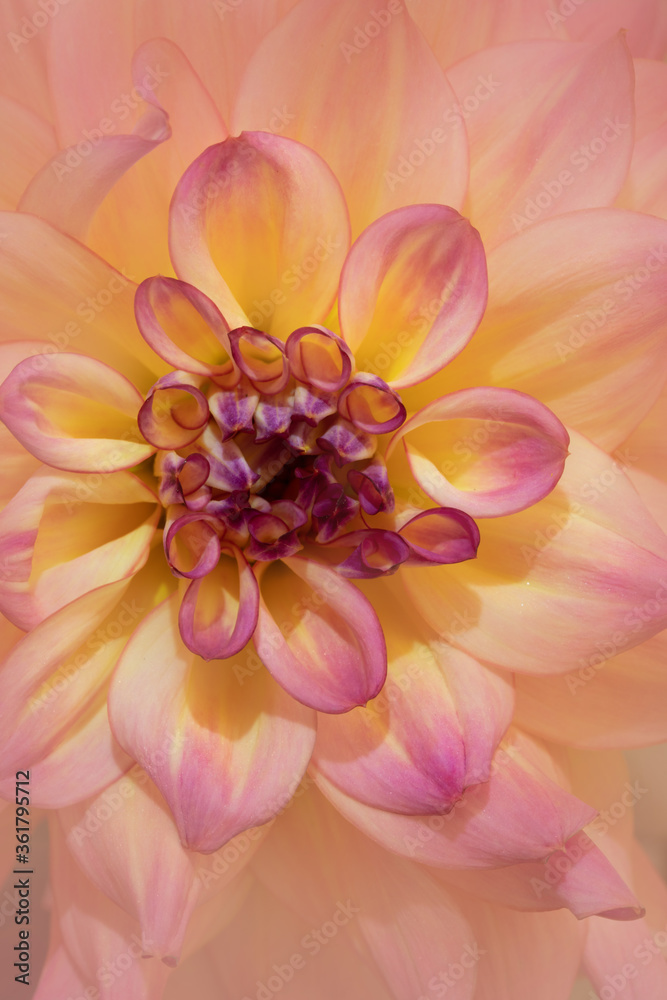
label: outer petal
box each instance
[233,0,468,236]
[108,593,317,853]
[253,556,387,713]
[0,353,153,472]
[169,132,350,338]
[418,209,667,456]
[0,342,47,506]
[446,35,634,247]
[402,431,667,674]
[339,205,487,388]
[514,631,667,749]
[388,386,569,517]
[313,730,598,870]
[0,468,159,630]
[0,96,56,210]
[558,0,667,58]
[0,212,165,390]
[312,580,513,814]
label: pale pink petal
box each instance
[312,582,513,814]
[632,58,667,140]
[0,212,165,388]
[0,96,56,210]
[253,556,386,713]
[34,933,91,1000]
[49,817,171,998]
[170,132,350,339]
[0,342,50,506]
[514,631,667,749]
[339,205,487,388]
[0,3,52,122]
[0,353,154,472]
[402,431,667,674]
[560,0,667,58]
[233,0,468,238]
[313,730,597,870]
[178,547,259,660]
[446,35,634,247]
[108,594,316,852]
[0,468,158,630]
[389,386,568,517]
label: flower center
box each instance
[138,325,409,577]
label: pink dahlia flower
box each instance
[0,1,666,998]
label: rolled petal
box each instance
[228,327,290,395]
[399,508,480,565]
[233,0,468,236]
[19,104,171,241]
[347,456,394,515]
[135,276,236,382]
[254,557,387,713]
[447,35,634,247]
[313,584,513,815]
[337,373,406,434]
[178,546,259,660]
[0,468,158,630]
[169,133,350,337]
[285,326,353,392]
[109,594,316,852]
[402,431,667,674]
[138,374,209,449]
[339,205,487,388]
[313,730,597,869]
[164,511,221,579]
[389,387,569,518]
[0,353,153,472]
[333,529,411,579]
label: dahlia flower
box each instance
[1,0,667,998]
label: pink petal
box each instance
[135,276,235,381]
[0,96,56,211]
[138,375,209,450]
[447,35,634,247]
[178,546,259,660]
[19,103,171,241]
[339,205,487,388]
[312,583,513,815]
[399,507,480,565]
[389,387,569,517]
[233,0,468,236]
[313,729,598,869]
[169,132,350,338]
[402,431,667,674]
[560,0,667,58]
[0,468,158,630]
[285,326,353,393]
[253,556,387,713]
[108,593,316,853]
[0,353,154,472]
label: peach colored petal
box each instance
[446,35,634,248]
[0,2,52,122]
[402,431,667,675]
[170,132,351,338]
[0,212,166,389]
[233,0,468,236]
[416,209,667,451]
[389,386,569,517]
[0,467,159,630]
[0,96,56,210]
[558,0,667,58]
[339,205,487,388]
[0,353,154,472]
[108,593,316,853]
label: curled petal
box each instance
[0,468,158,630]
[109,594,316,853]
[228,327,290,395]
[169,132,350,337]
[347,456,394,515]
[254,557,387,713]
[135,276,236,383]
[399,508,480,565]
[138,375,209,449]
[179,545,258,660]
[337,373,406,434]
[312,484,359,543]
[317,418,376,466]
[285,326,353,392]
[389,386,569,517]
[209,384,259,440]
[334,529,411,579]
[339,205,487,388]
[165,511,221,579]
[0,353,153,472]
